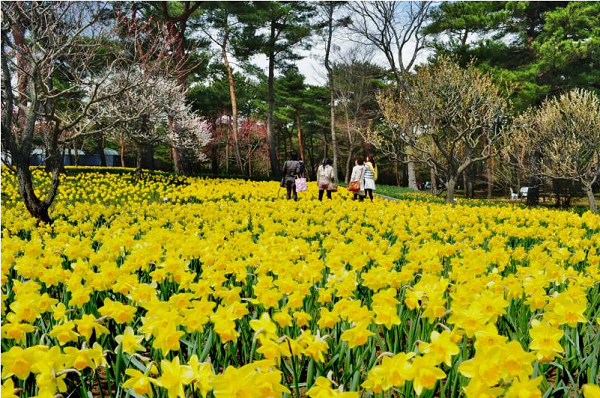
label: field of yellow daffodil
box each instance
[2,167,600,398]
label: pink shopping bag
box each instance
[295,178,307,192]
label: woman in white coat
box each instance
[364,155,377,201]
[316,157,336,201]
[350,157,366,202]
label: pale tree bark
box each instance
[324,2,339,181]
[347,1,431,189]
[430,166,438,194]
[584,182,597,214]
[204,13,245,174]
[446,176,457,205]
[406,145,417,189]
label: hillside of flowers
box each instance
[2,168,600,398]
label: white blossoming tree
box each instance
[95,70,211,180]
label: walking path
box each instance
[374,193,400,201]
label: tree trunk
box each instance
[324,3,338,181]
[225,132,229,174]
[211,144,219,175]
[584,182,598,214]
[406,145,417,189]
[146,143,154,171]
[16,164,52,224]
[266,22,280,177]
[295,109,305,161]
[430,167,438,194]
[69,143,75,166]
[446,176,457,205]
[487,157,493,199]
[346,149,354,184]
[98,135,107,167]
[135,143,143,181]
[120,133,126,167]
[526,176,540,206]
[395,158,401,186]
[221,29,243,174]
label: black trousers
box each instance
[365,189,374,200]
[353,193,365,202]
[318,189,332,201]
[286,184,297,200]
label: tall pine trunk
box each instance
[295,109,305,161]
[324,3,338,181]
[266,21,280,176]
[221,23,244,174]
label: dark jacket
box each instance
[282,160,302,186]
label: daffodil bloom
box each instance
[250,312,279,341]
[505,376,543,398]
[156,357,194,398]
[272,310,294,328]
[528,319,564,362]
[582,384,600,398]
[293,311,312,327]
[317,307,339,329]
[307,377,358,398]
[115,326,145,355]
[63,343,106,371]
[1,378,19,398]
[382,352,415,389]
[98,298,137,323]
[340,322,374,348]
[186,355,213,397]
[123,369,156,397]
[459,346,504,387]
[74,314,109,340]
[1,316,35,344]
[152,324,184,354]
[301,333,329,363]
[48,321,79,345]
[419,330,459,366]
[1,346,36,380]
[411,354,446,396]
[462,378,505,398]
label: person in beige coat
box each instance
[316,158,336,201]
[350,157,366,201]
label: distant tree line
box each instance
[2,1,599,222]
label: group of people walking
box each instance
[349,156,377,202]
[282,152,377,202]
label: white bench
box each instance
[509,187,519,200]
[519,187,529,199]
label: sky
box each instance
[225,4,432,87]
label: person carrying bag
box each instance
[282,152,303,201]
[349,157,366,201]
[316,157,336,201]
